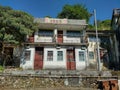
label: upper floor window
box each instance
[67,31,82,37]
[38,30,53,36]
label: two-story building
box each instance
[20,17,89,70]
[111,9,120,69]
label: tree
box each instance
[0,5,38,66]
[45,16,52,18]
[97,19,111,30]
[87,19,111,30]
[57,4,91,22]
[87,24,95,30]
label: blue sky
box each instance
[0,0,120,24]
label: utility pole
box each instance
[93,9,101,71]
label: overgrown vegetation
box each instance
[0,5,38,67]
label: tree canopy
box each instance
[57,4,111,30]
[97,19,111,30]
[0,5,38,67]
[57,4,91,22]
[87,19,111,30]
[0,5,38,44]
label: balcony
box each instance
[26,33,88,46]
[34,36,87,45]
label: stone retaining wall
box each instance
[0,70,117,89]
[0,76,64,89]
[0,75,99,89]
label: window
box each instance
[47,51,53,61]
[24,51,31,61]
[79,51,85,61]
[38,30,53,36]
[57,51,63,61]
[89,51,94,59]
[67,31,82,37]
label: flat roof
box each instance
[34,18,88,30]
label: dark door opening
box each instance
[3,47,13,66]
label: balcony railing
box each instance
[36,38,53,43]
[27,35,87,44]
[63,39,80,43]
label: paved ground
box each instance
[1,87,98,90]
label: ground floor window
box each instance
[79,51,85,61]
[57,51,63,61]
[89,51,94,60]
[24,50,31,61]
[47,51,53,61]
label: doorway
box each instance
[67,49,76,70]
[34,47,44,70]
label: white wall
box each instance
[20,46,88,70]
[36,37,53,42]
[44,46,87,70]
[20,47,35,70]
[75,48,87,70]
[43,47,66,69]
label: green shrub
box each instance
[0,65,4,72]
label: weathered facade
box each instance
[20,17,116,70]
[86,30,115,70]
[111,9,120,69]
[20,18,88,70]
